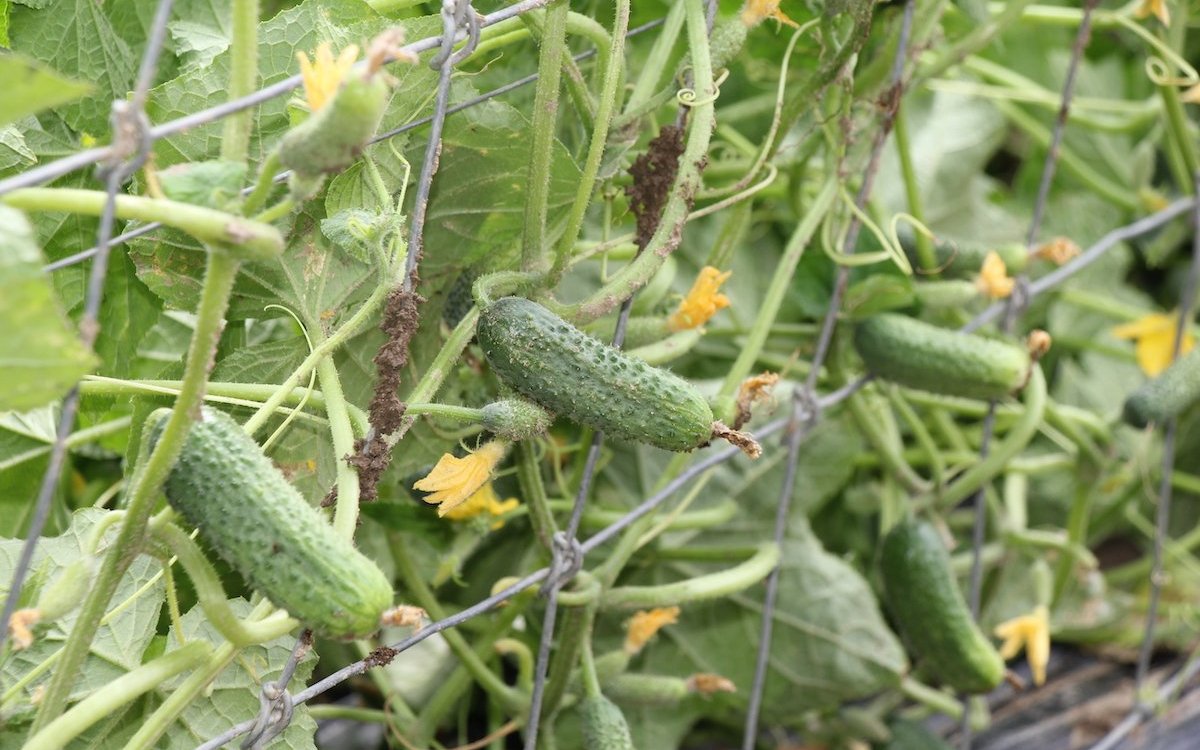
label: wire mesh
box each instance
[1,1,1198,748]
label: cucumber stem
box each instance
[220,0,259,164]
[23,641,213,750]
[31,251,242,731]
[2,188,284,261]
[521,2,569,273]
[601,542,780,609]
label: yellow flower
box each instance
[741,0,799,28]
[975,251,1015,299]
[624,606,680,654]
[994,605,1051,686]
[1112,311,1196,376]
[442,481,520,529]
[686,673,737,695]
[297,42,360,112]
[1135,0,1170,26]
[668,266,732,331]
[7,609,40,650]
[1183,84,1200,105]
[413,441,508,516]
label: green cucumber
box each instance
[480,398,552,440]
[854,314,1030,400]
[1122,347,1200,428]
[880,519,1005,694]
[580,694,636,750]
[477,297,716,452]
[899,231,1028,278]
[279,72,389,179]
[148,407,392,639]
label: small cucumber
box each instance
[900,231,1028,278]
[854,314,1030,400]
[477,297,716,452]
[580,694,636,750]
[1122,347,1200,428]
[480,398,552,440]
[279,72,389,179]
[148,408,392,639]
[880,519,1005,694]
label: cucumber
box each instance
[477,297,716,452]
[880,519,1005,694]
[1122,347,1200,428]
[900,232,1028,278]
[579,694,636,750]
[854,314,1030,400]
[279,72,390,179]
[480,398,552,440]
[148,407,392,639]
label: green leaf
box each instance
[0,508,166,727]
[0,205,97,412]
[168,19,229,71]
[160,599,317,750]
[0,408,61,538]
[0,123,37,173]
[641,530,907,725]
[0,53,91,128]
[8,0,136,134]
[158,160,248,210]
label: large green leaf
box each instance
[0,509,165,727]
[8,0,135,134]
[0,53,91,128]
[160,599,317,750]
[0,205,97,412]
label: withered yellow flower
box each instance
[994,605,1051,686]
[975,251,1015,299]
[414,440,509,516]
[624,606,680,654]
[1135,0,1170,26]
[297,42,360,112]
[668,266,732,331]
[1032,238,1080,266]
[686,673,737,695]
[7,609,40,650]
[741,0,799,28]
[442,481,520,528]
[1112,311,1196,376]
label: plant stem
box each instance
[899,675,963,720]
[716,176,838,409]
[123,601,276,750]
[567,0,717,322]
[391,542,525,714]
[244,279,393,436]
[221,0,259,163]
[522,1,569,273]
[24,641,212,750]
[1160,82,1199,194]
[913,364,1048,511]
[518,441,558,552]
[31,251,241,731]
[241,150,281,217]
[893,100,936,270]
[149,522,298,645]
[550,0,629,281]
[3,188,284,261]
[601,542,780,609]
[621,1,684,117]
[310,324,363,540]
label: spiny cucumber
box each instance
[1122,347,1200,428]
[477,297,722,452]
[854,314,1030,400]
[148,407,392,639]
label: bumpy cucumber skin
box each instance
[149,408,392,639]
[854,314,1030,400]
[480,399,552,440]
[881,520,1005,695]
[279,74,389,178]
[477,297,714,452]
[580,695,636,750]
[1123,347,1200,428]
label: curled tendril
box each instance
[888,213,952,275]
[1113,14,1199,87]
[260,304,317,453]
[676,68,729,107]
[820,188,913,274]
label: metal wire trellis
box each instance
[4,1,1200,748]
